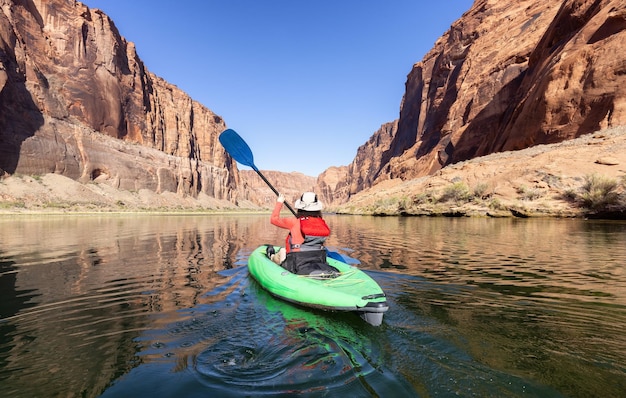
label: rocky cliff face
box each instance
[316,165,349,206]
[238,170,317,209]
[0,0,237,201]
[328,0,626,202]
[317,121,398,205]
[4,0,625,211]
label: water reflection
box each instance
[328,217,626,397]
[0,215,624,397]
[0,215,276,397]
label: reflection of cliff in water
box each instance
[327,216,626,398]
[328,216,624,292]
[0,215,276,397]
[0,254,37,383]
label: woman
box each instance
[269,192,337,275]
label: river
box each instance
[0,214,624,397]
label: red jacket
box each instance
[270,201,304,252]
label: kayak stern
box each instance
[357,300,389,326]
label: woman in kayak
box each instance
[269,192,338,275]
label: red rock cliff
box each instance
[238,170,317,208]
[325,0,626,203]
[0,0,238,200]
[317,121,398,205]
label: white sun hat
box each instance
[294,192,323,211]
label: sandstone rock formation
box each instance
[317,121,398,205]
[239,170,317,209]
[316,165,350,207]
[0,0,238,201]
[2,0,625,214]
[333,125,626,218]
[326,0,626,205]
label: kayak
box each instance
[247,245,389,326]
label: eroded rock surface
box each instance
[328,0,626,206]
[0,0,236,201]
[238,170,317,209]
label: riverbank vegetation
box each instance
[337,172,626,219]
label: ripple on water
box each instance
[113,272,417,397]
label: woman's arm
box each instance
[270,199,292,229]
[270,195,303,244]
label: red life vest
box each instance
[299,216,330,237]
[287,216,330,252]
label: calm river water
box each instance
[0,214,624,397]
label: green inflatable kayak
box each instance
[247,245,389,326]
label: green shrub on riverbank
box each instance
[437,182,493,204]
[438,182,471,203]
[0,200,26,209]
[368,181,497,216]
[579,174,623,210]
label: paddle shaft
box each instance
[251,165,297,216]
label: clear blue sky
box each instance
[84,1,474,176]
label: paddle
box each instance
[219,128,346,263]
[219,128,297,216]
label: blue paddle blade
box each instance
[219,129,256,169]
[218,128,297,216]
[326,250,346,263]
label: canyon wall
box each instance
[0,0,238,201]
[317,121,398,205]
[238,170,317,209]
[322,0,626,205]
[3,0,625,210]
